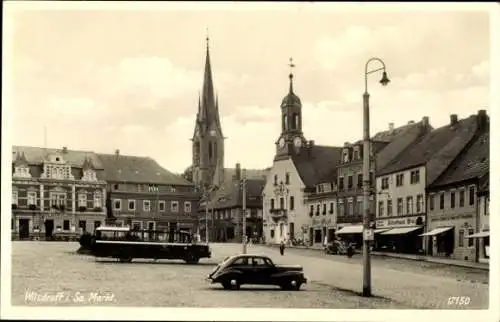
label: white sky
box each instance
[5,2,491,174]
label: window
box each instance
[329,202,334,214]
[338,201,345,216]
[396,174,404,187]
[357,174,363,188]
[458,230,464,247]
[387,199,393,216]
[289,196,294,210]
[378,201,384,217]
[184,201,191,213]
[79,220,86,232]
[270,199,275,210]
[439,193,445,209]
[485,197,489,216]
[450,191,456,209]
[93,192,102,208]
[356,199,362,215]
[78,192,87,207]
[410,170,420,184]
[468,186,475,206]
[468,229,475,247]
[406,196,413,214]
[285,172,290,184]
[381,177,389,190]
[429,195,435,211]
[293,113,299,129]
[309,205,314,215]
[148,221,155,231]
[338,177,344,191]
[353,147,360,160]
[280,197,284,209]
[12,191,18,205]
[132,221,142,230]
[316,205,320,215]
[416,194,424,213]
[113,199,121,210]
[27,191,37,206]
[274,175,278,185]
[347,200,354,215]
[397,198,403,215]
[128,200,136,211]
[63,220,70,230]
[343,149,349,163]
[114,184,119,190]
[347,176,353,190]
[143,200,151,212]
[171,201,179,212]
[270,230,275,239]
[459,190,465,207]
[50,192,66,207]
[322,204,326,215]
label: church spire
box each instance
[201,34,216,117]
[288,57,295,94]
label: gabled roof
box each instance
[378,114,479,186]
[430,128,489,188]
[12,146,104,169]
[292,145,343,189]
[97,153,192,186]
[201,178,265,210]
[222,168,269,183]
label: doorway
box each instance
[44,219,54,238]
[19,219,30,239]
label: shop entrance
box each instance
[19,219,30,239]
[44,219,54,238]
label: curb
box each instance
[263,244,489,271]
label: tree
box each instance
[182,165,194,182]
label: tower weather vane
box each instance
[288,57,295,74]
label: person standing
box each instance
[279,240,285,256]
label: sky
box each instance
[5,2,492,174]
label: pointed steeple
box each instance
[201,35,216,120]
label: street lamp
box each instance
[241,169,247,254]
[362,57,390,297]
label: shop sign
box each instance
[430,213,473,222]
[376,216,424,228]
[312,217,332,226]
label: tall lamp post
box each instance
[241,169,247,254]
[362,57,390,297]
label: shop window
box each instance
[63,220,70,231]
[468,229,475,247]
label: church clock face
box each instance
[293,137,302,148]
[278,137,285,148]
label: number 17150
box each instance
[448,296,470,305]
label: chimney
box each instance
[235,163,241,181]
[408,120,415,125]
[422,116,429,127]
[389,123,394,131]
[450,114,458,125]
[477,109,488,130]
[62,146,68,154]
[115,149,120,156]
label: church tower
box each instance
[275,58,307,161]
[191,36,225,191]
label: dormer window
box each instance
[342,149,350,163]
[353,147,360,160]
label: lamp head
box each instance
[379,71,390,86]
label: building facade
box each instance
[376,111,486,255]
[262,67,342,245]
[473,179,490,263]
[424,114,489,262]
[99,150,199,233]
[12,146,107,240]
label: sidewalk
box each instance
[265,243,489,270]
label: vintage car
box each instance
[80,226,211,264]
[324,240,348,255]
[207,254,307,290]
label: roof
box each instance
[222,168,269,183]
[203,178,265,210]
[430,128,489,188]
[377,115,479,186]
[12,146,104,169]
[292,145,343,189]
[97,153,192,186]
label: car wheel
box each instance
[228,278,240,290]
[222,282,231,290]
[289,279,302,291]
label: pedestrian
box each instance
[279,240,285,256]
[346,242,354,258]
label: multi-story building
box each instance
[472,178,490,263]
[12,146,107,239]
[99,150,198,233]
[423,113,488,262]
[201,163,266,242]
[262,68,342,245]
[375,111,486,255]
[334,119,432,246]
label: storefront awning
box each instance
[335,225,363,234]
[419,226,453,236]
[381,226,422,235]
[466,231,490,238]
[374,228,390,234]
